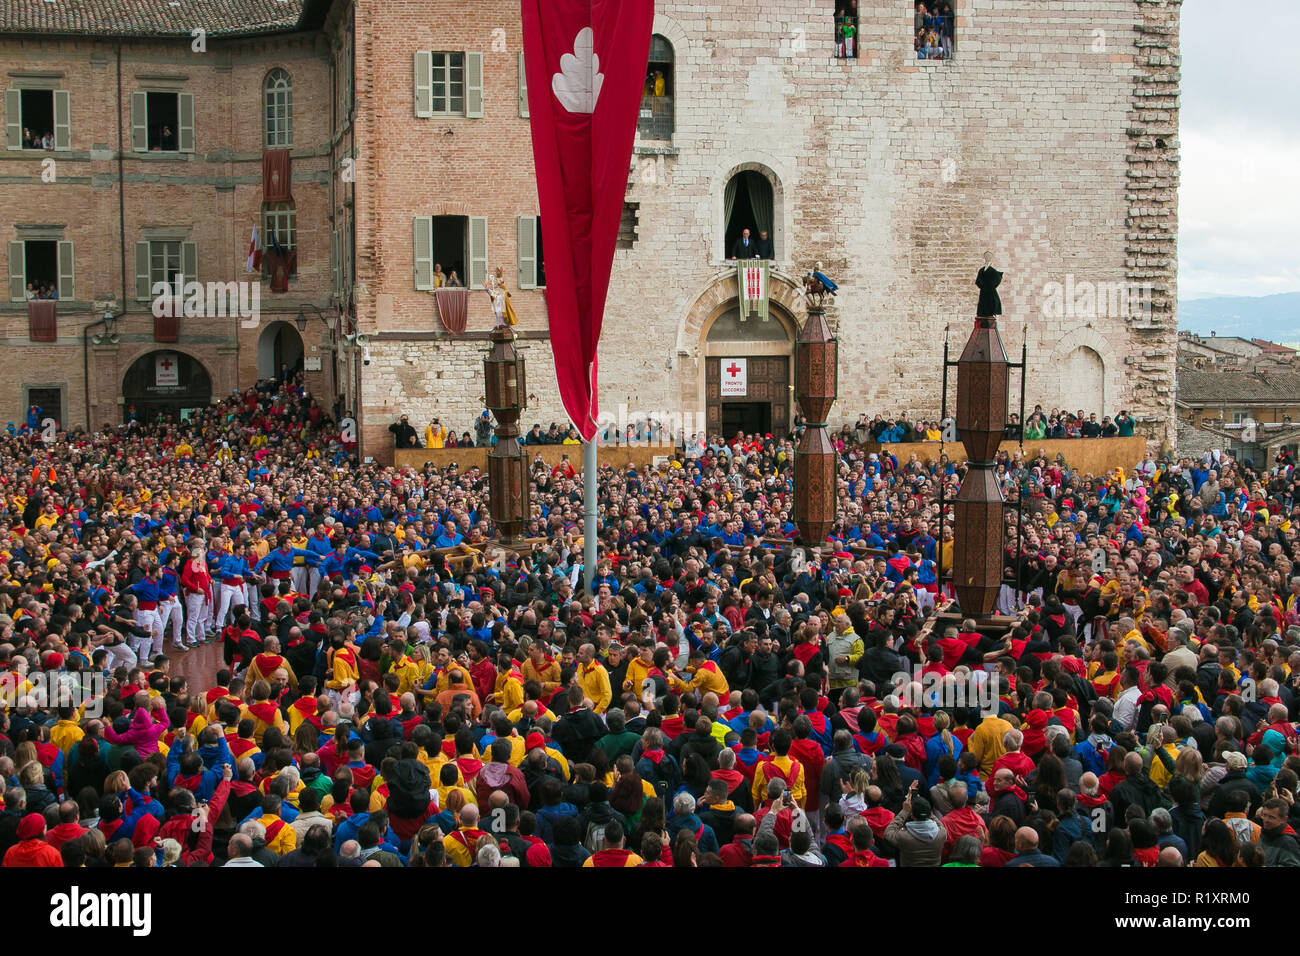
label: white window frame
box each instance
[264,68,293,148]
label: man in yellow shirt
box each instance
[967,710,1013,778]
[575,643,612,713]
[425,420,447,448]
[751,730,806,808]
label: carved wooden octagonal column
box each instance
[952,315,1010,618]
[483,326,530,544]
[794,305,838,545]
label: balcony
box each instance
[636,94,673,142]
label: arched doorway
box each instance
[703,305,795,439]
[257,320,304,381]
[724,170,774,259]
[121,350,212,425]
[1062,346,1105,414]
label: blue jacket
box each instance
[167,737,233,801]
[1051,812,1093,862]
[667,811,720,855]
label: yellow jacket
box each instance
[522,657,562,694]
[683,661,729,700]
[1149,742,1180,789]
[506,705,558,725]
[576,662,613,713]
[752,755,805,807]
[386,655,422,697]
[494,671,524,713]
[51,719,84,756]
[444,826,486,867]
[623,656,652,694]
[257,813,298,856]
[425,425,447,449]
[327,648,360,691]
[967,715,1013,778]
[238,702,288,746]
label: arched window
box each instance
[637,35,674,141]
[724,170,774,260]
[264,68,293,148]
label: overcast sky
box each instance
[1179,2,1300,299]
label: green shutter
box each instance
[413,216,433,290]
[8,241,24,301]
[342,227,352,295]
[57,240,74,301]
[517,51,529,118]
[53,90,70,151]
[517,215,536,289]
[135,241,151,300]
[468,216,488,288]
[465,52,483,118]
[5,90,22,151]
[178,93,195,152]
[130,92,147,152]
[182,241,198,285]
[413,51,432,118]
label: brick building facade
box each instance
[2,0,1180,460]
[0,0,350,432]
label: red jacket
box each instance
[787,738,826,811]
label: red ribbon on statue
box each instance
[521,0,654,441]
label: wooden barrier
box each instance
[861,436,1146,476]
[394,444,668,472]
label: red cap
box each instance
[525,732,546,751]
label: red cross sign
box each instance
[720,358,747,397]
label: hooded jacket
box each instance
[883,809,947,867]
[475,760,530,814]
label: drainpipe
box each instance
[117,43,128,315]
[82,312,113,430]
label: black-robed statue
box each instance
[976,254,1002,318]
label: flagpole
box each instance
[584,435,598,598]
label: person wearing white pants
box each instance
[159,597,184,650]
[181,549,214,647]
[129,602,163,659]
[246,581,262,622]
[215,581,245,630]
[101,639,138,671]
[185,590,209,645]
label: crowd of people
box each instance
[915,1,955,59]
[0,368,1298,870]
[23,282,59,301]
[851,407,1137,444]
[21,128,55,150]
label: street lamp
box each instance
[295,305,335,333]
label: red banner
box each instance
[521,0,654,440]
[435,288,469,335]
